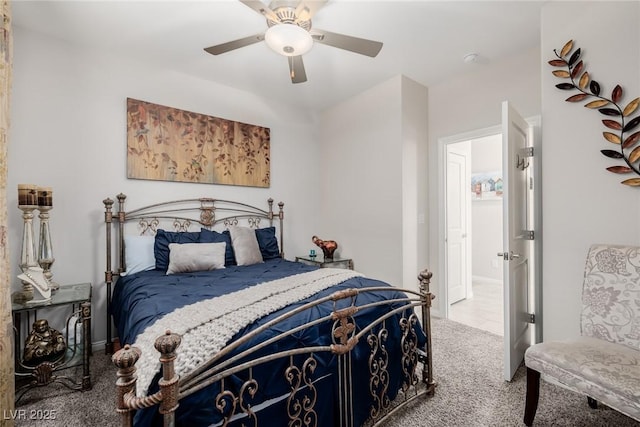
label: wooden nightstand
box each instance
[12,282,92,402]
[295,256,354,270]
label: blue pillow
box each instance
[154,229,200,271]
[255,227,281,260]
[199,228,235,266]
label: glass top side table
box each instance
[295,256,354,270]
[12,282,91,312]
[12,282,92,403]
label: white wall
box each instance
[318,76,402,285]
[402,77,429,290]
[318,75,428,289]
[470,134,503,282]
[541,1,640,340]
[8,27,321,346]
[428,47,541,316]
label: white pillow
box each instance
[123,235,156,276]
[229,226,264,266]
[166,242,226,275]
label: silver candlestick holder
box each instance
[16,184,39,302]
[37,186,58,291]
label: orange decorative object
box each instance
[312,235,338,261]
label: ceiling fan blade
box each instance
[287,55,307,84]
[311,29,383,57]
[295,0,328,22]
[204,33,265,55]
[239,1,280,23]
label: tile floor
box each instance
[448,279,503,336]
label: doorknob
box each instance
[497,251,521,260]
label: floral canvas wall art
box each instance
[127,98,270,187]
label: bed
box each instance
[103,194,435,427]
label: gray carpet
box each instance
[15,318,639,426]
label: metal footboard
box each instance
[112,270,435,427]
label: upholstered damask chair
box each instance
[524,244,640,425]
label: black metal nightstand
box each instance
[295,256,354,270]
[12,282,92,402]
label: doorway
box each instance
[439,106,541,381]
[445,133,504,336]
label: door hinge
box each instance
[523,147,534,157]
[527,313,536,324]
[524,230,534,240]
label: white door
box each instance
[501,101,534,381]
[446,145,470,304]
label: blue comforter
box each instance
[112,259,425,426]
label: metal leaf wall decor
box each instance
[550,40,640,186]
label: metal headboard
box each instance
[102,193,284,354]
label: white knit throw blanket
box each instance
[134,268,363,396]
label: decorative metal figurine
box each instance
[312,235,338,261]
[23,319,66,366]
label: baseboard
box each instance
[92,340,106,354]
[92,338,122,354]
[472,275,503,286]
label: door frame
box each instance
[529,115,542,344]
[439,124,501,319]
[438,118,542,343]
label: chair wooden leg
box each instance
[524,367,541,426]
[587,397,598,409]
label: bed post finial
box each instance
[418,269,436,394]
[155,331,182,420]
[104,198,114,216]
[117,193,127,222]
[418,269,433,295]
[116,193,126,208]
[112,344,142,427]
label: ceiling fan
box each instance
[204,0,383,84]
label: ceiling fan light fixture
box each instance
[265,23,313,57]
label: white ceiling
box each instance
[12,0,543,113]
